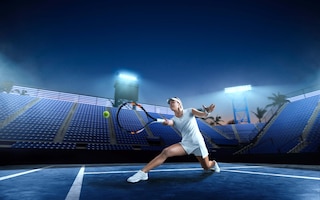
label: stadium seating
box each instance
[0,92,319,157]
[87,143,132,150]
[234,123,261,144]
[64,103,109,143]
[249,95,320,154]
[300,112,320,153]
[1,98,73,142]
[0,93,35,121]
[197,119,239,146]
[12,141,76,149]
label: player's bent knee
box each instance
[161,147,176,157]
[162,147,172,156]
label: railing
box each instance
[286,84,320,101]
[11,85,174,115]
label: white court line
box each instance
[84,166,320,181]
[222,166,263,170]
[0,166,52,181]
[84,166,262,175]
[223,169,320,181]
[84,166,262,174]
[65,166,85,200]
[84,168,204,175]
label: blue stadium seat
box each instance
[249,95,320,154]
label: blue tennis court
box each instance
[0,162,319,200]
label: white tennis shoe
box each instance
[212,161,221,173]
[127,170,148,183]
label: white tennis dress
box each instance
[171,108,209,158]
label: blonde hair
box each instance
[178,101,183,111]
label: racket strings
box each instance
[117,103,149,134]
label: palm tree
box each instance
[214,115,224,125]
[13,89,29,95]
[204,115,224,126]
[204,116,215,125]
[252,107,267,123]
[266,92,290,109]
[0,81,14,93]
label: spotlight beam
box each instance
[118,73,137,81]
[224,85,252,94]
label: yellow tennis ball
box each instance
[103,111,110,118]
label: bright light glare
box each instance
[118,73,137,81]
[224,85,252,93]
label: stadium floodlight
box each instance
[224,85,252,94]
[224,84,252,124]
[114,72,139,107]
[118,73,137,81]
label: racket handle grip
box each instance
[156,118,165,123]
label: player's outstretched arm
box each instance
[192,104,215,118]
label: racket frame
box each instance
[116,101,163,134]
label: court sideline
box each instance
[0,162,319,200]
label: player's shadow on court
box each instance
[145,171,216,185]
[86,171,216,189]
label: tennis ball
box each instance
[103,111,110,118]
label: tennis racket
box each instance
[116,101,165,134]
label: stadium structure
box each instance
[0,85,319,165]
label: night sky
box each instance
[0,0,319,121]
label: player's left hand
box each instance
[202,104,215,113]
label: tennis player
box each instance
[127,97,220,183]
